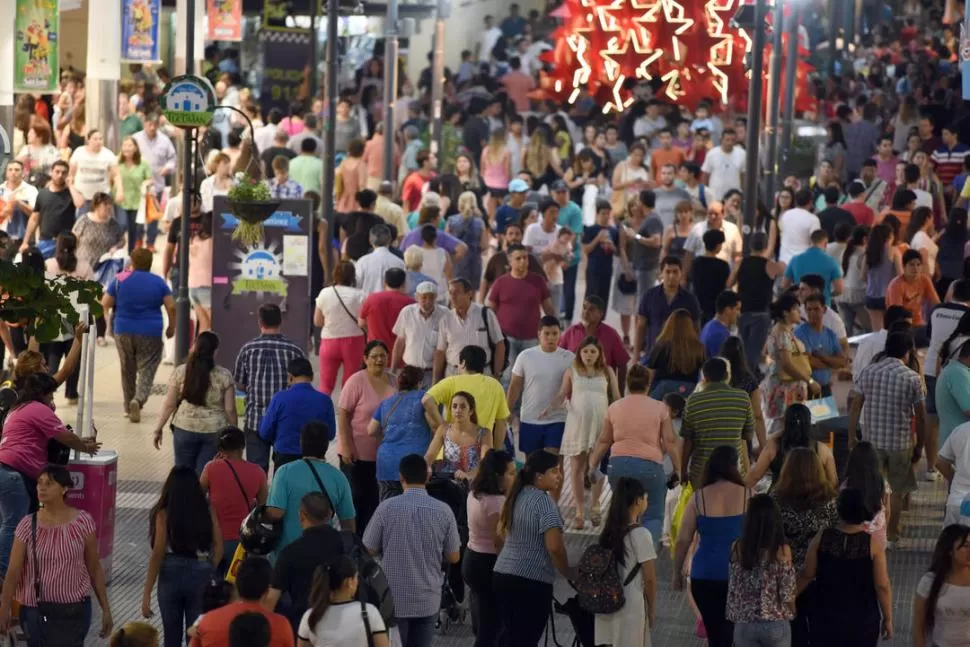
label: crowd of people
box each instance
[2,1,970,647]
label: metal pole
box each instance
[843,0,855,57]
[382,0,399,183]
[827,0,839,75]
[430,0,448,158]
[742,0,768,254]
[175,0,196,364]
[763,0,785,204]
[321,0,339,283]
[75,322,90,435]
[779,2,801,180]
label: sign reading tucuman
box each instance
[161,74,217,129]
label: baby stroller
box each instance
[427,474,469,632]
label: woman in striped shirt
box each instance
[0,465,113,646]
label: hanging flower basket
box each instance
[227,175,278,246]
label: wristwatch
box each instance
[634,233,643,241]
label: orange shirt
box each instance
[877,208,912,235]
[885,274,940,326]
[650,147,686,182]
[190,601,294,647]
[402,171,432,212]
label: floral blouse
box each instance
[726,556,796,623]
[773,496,838,571]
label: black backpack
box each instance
[575,540,641,614]
[340,531,396,627]
[482,306,510,374]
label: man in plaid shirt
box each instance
[234,304,306,472]
[849,331,927,547]
[267,156,305,200]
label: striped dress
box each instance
[680,382,755,488]
[14,510,97,605]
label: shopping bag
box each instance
[224,543,247,583]
[668,481,694,560]
[146,192,162,223]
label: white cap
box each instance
[415,281,438,295]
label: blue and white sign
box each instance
[121,0,161,63]
[161,75,216,129]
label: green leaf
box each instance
[0,260,104,343]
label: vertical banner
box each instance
[258,29,313,117]
[14,0,59,93]
[962,15,970,100]
[121,0,161,63]
[207,0,242,41]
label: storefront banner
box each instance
[121,0,161,63]
[258,29,312,117]
[14,0,59,93]
[208,0,242,41]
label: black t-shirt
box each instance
[647,342,703,383]
[818,206,856,240]
[35,187,77,241]
[736,256,773,314]
[166,215,209,247]
[691,255,730,321]
[462,116,490,163]
[271,525,344,628]
[260,146,296,177]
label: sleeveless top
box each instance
[442,426,489,474]
[691,488,747,581]
[866,257,895,299]
[668,234,688,259]
[737,256,773,314]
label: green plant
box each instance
[0,260,104,343]
[228,176,275,246]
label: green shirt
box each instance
[680,382,755,488]
[120,115,143,139]
[936,360,970,446]
[118,160,152,211]
[289,154,323,196]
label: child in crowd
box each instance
[582,200,618,307]
[541,228,575,317]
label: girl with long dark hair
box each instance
[842,442,889,549]
[726,494,795,647]
[141,466,222,647]
[297,555,389,647]
[746,403,837,489]
[863,222,903,332]
[152,331,236,475]
[494,450,569,646]
[425,391,493,481]
[837,225,869,336]
[913,524,970,647]
[462,449,515,647]
[936,208,968,297]
[720,335,768,450]
[593,477,657,647]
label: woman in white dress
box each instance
[594,477,657,647]
[906,206,939,280]
[545,336,619,529]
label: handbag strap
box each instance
[620,523,642,586]
[31,513,42,603]
[303,459,333,509]
[333,287,364,333]
[223,459,253,511]
[381,394,406,434]
[360,600,375,647]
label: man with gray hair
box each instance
[355,223,406,295]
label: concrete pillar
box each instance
[0,0,15,140]
[175,0,205,76]
[86,0,121,151]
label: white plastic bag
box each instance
[581,184,599,226]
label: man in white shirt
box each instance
[354,224,405,295]
[522,200,561,251]
[902,162,933,209]
[506,316,574,461]
[69,130,121,203]
[254,108,283,154]
[0,160,39,249]
[778,188,821,264]
[478,15,503,62]
[700,128,746,202]
[684,201,743,271]
[392,282,451,386]
[434,278,506,381]
[852,305,914,386]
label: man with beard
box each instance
[22,160,85,255]
[480,218,545,299]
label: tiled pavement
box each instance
[63,311,945,646]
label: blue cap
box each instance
[508,178,530,193]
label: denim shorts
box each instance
[189,287,212,308]
[865,296,886,310]
[519,422,566,454]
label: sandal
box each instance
[590,503,602,527]
[572,516,586,530]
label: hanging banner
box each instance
[121,0,161,63]
[208,0,242,41]
[258,29,312,117]
[14,0,60,94]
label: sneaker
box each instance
[695,618,707,638]
[66,398,78,406]
[129,400,141,423]
[925,469,941,482]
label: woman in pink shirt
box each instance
[480,129,511,221]
[587,364,680,549]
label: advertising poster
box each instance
[208,0,242,41]
[121,0,161,62]
[14,0,59,93]
[258,29,312,117]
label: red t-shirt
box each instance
[359,290,415,351]
[558,322,631,370]
[843,200,875,227]
[487,272,550,340]
[190,601,294,647]
[402,171,432,212]
[201,459,266,540]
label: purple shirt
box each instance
[400,228,462,254]
[637,285,702,353]
[872,155,898,185]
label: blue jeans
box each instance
[837,301,866,337]
[739,312,771,377]
[550,284,564,318]
[608,456,667,549]
[0,466,30,581]
[19,598,92,647]
[246,428,271,473]
[503,337,538,388]
[734,620,792,647]
[172,427,219,476]
[650,379,696,400]
[157,555,213,647]
[397,614,437,647]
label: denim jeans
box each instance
[19,597,92,647]
[734,620,792,647]
[563,263,578,323]
[649,379,696,400]
[245,428,271,473]
[608,456,667,549]
[397,614,437,647]
[503,337,538,388]
[550,283,564,318]
[172,427,219,477]
[42,339,81,400]
[636,268,659,313]
[739,311,771,376]
[157,555,213,647]
[837,301,866,337]
[0,467,30,581]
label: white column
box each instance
[175,0,205,76]
[86,0,121,150]
[0,0,15,138]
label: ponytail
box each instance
[307,555,358,628]
[940,311,970,368]
[497,450,558,538]
[54,232,78,274]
